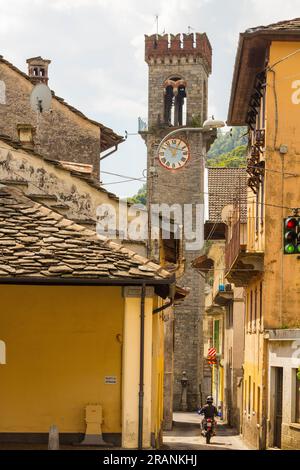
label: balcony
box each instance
[214,283,234,306]
[205,286,225,317]
[225,218,263,287]
[138,117,148,133]
[254,129,265,148]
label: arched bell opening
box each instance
[163,77,187,126]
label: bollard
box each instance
[180,370,189,411]
[48,424,59,450]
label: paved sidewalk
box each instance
[163,412,249,450]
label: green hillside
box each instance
[207,126,247,168]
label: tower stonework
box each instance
[143,33,213,411]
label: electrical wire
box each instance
[0,147,298,211]
[102,178,146,186]
[101,170,146,182]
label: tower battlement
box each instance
[145,33,212,73]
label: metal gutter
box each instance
[100,144,120,161]
[0,276,175,287]
[152,299,173,315]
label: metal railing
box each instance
[138,117,148,132]
[225,219,241,272]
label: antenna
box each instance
[155,15,159,35]
[188,25,195,34]
[30,83,52,113]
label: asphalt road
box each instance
[163,412,250,450]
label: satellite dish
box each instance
[221,204,234,223]
[30,84,52,113]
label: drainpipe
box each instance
[138,283,146,450]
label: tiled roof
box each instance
[0,55,124,151]
[0,185,171,283]
[207,167,247,223]
[246,17,300,33]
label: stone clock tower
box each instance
[142,33,213,412]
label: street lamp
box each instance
[156,117,225,157]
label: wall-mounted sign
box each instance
[104,376,117,384]
[292,80,300,105]
[0,340,6,364]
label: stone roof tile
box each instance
[0,185,172,283]
[246,17,300,34]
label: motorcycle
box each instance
[202,418,215,444]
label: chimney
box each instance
[26,56,51,85]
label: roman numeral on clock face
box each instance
[158,138,190,170]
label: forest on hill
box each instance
[206,126,248,168]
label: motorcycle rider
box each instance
[199,396,218,435]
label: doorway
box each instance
[274,367,283,448]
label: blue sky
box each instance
[1,0,300,196]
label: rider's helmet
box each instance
[206,395,213,404]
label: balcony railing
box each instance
[254,129,265,148]
[225,217,263,286]
[226,219,240,272]
[138,117,148,133]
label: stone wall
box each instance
[144,37,211,410]
[281,423,300,450]
[147,62,208,128]
[0,62,101,176]
[145,129,207,410]
[0,143,117,223]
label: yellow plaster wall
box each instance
[151,309,164,444]
[0,285,123,434]
[242,278,265,447]
[121,290,156,449]
[263,41,300,328]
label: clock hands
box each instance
[164,143,182,157]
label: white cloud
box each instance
[1,0,300,195]
[250,0,300,23]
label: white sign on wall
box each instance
[104,376,117,384]
[291,80,300,105]
[0,80,6,104]
[0,340,6,364]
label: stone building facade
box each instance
[142,33,213,411]
[0,55,123,177]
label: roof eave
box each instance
[0,275,175,286]
[227,33,246,126]
[227,29,300,126]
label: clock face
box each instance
[158,138,190,170]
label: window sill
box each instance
[289,423,300,431]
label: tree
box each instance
[207,145,247,168]
[207,126,247,168]
[128,183,147,205]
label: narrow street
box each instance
[163,413,249,450]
